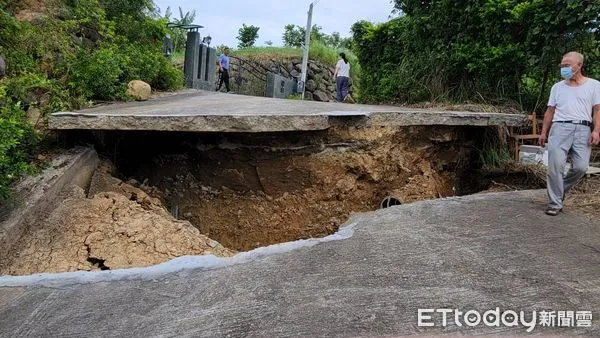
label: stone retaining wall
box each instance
[228,56,351,102]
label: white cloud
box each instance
[154,0,393,48]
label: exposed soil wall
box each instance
[111,126,479,251]
[1,125,486,275]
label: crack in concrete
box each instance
[0,221,357,288]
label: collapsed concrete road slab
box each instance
[1,190,598,336]
[48,90,528,132]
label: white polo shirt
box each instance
[548,78,600,122]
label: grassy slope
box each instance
[230,41,361,96]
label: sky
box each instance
[153,0,395,48]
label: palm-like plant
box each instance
[164,6,197,52]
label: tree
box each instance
[322,32,341,48]
[216,44,229,56]
[282,24,328,47]
[264,40,273,46]
[102,0,155,19]
[310,25,324,42]
[164,6,196,53]
[354,0,600,108]
[321,32,353,49]
[282,24,304,47]
[237,24,260,49]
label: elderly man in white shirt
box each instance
[538,51,600,215]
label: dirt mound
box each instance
[0,169,234,276]
[13,0,52,22]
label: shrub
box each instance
[0,0,188,200]
[0,101,39,199]
[69,47,126,100]
[152,60,183,90]
[120,43,183,90]
[113,15,167,45]
[353,1,600,109]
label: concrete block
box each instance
[265,73,296,99]
[184,32,217,91]
[184,32,201,88]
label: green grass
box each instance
[231,41,355,65]
[171,50,185,65]
[232,46,301,59]
[478,129,514,169]
[479,147,513,169]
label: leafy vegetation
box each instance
[237,24,260,49]
[0,0,184,198]
[0,100,39,199]
[282,24,352,49]
[163,6,196,53]
[352,0,600,109]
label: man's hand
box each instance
[589,131,600,145]
[538,133,548,146]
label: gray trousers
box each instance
[547,123,591,209]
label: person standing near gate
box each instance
[538,51,600,216]
[216,47,231,92]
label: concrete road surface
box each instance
[0,190,598,337]
[48,90,527,132]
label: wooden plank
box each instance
[511,134,540,140]
[586,166,600,176]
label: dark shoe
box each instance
[545,208,562,216]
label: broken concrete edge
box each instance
[47,112,527,132]
[368,112,527,127]
[48,115,332,132]
[0,190,543,287]
[0,147,99,267]
[0,220,358,287]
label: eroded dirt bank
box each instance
[1,125,484,275]
[114,126,480,251]
[0,166,235,276]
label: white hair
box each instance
[563,51,584,65]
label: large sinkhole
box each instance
[100,126,484,252]
[1,125,496,275]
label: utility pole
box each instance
[299,2,314,100]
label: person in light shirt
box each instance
[333,52,350,102]
[216,47,231,93]
[538,51,600,216]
